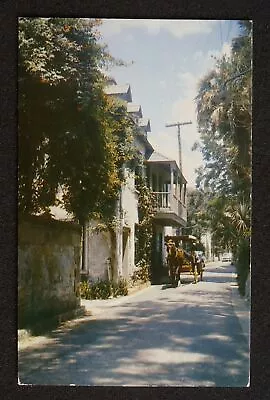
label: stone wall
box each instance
[84,220,112,282]
[18,216,81,328]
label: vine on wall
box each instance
[18,18,137,225]
[134,172,157,280]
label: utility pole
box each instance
[165,121,192,172]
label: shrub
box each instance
[80,281,92,299]
[131,259,150,284]
[91,279,112,299]
[80,277,128,300]
[236,238,250,296]
[112,277,128,297]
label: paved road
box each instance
[18,263,249,387]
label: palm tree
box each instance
[194,21,252,294]
[225,200,251,238]
[195,21,251,199]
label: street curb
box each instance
[128,281,151,296]
[230,271,250,344]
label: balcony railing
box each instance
[154,191,170,209]
[153,192,187,221]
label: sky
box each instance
[98,19,240,188]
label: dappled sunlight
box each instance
[170,336,192,346]
[19,264,249,386]
[135,347,217,364]
[201,333,232,342]
[113,359,164,374]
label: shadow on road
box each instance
[161,280,192,290]
[203,264,235,284]
[19,265,249,387]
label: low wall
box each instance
[18,216,81,328]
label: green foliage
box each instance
[80,277,128,300]
[184,188,209,240]
[194,21,251,291]
[195,21,251,199]
[235,238,250,296]
[112,277,129,297]
[206,196,236,252]
[18,17,136,223]
[91,280,112,299]
[134,172,157,277]
[131,259,150,284]
[80,281,92,299]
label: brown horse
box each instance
[165,241,185,287]
[165,242,202,285]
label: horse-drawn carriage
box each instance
[165,235,204,287]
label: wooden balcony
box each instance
[146,150,188,228]
[153,191,187,227]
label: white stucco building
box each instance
[50,78,188,283]
[81,80,154,282]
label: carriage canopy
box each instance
[165,235,198,242]
[165,235,200,252]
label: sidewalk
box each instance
[205,261,250,344]
[18,281,150,349]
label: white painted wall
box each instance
[83,169,139,282]
[121,169,139,277]
[121,170,139,227]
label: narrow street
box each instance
[18,263,250,387]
